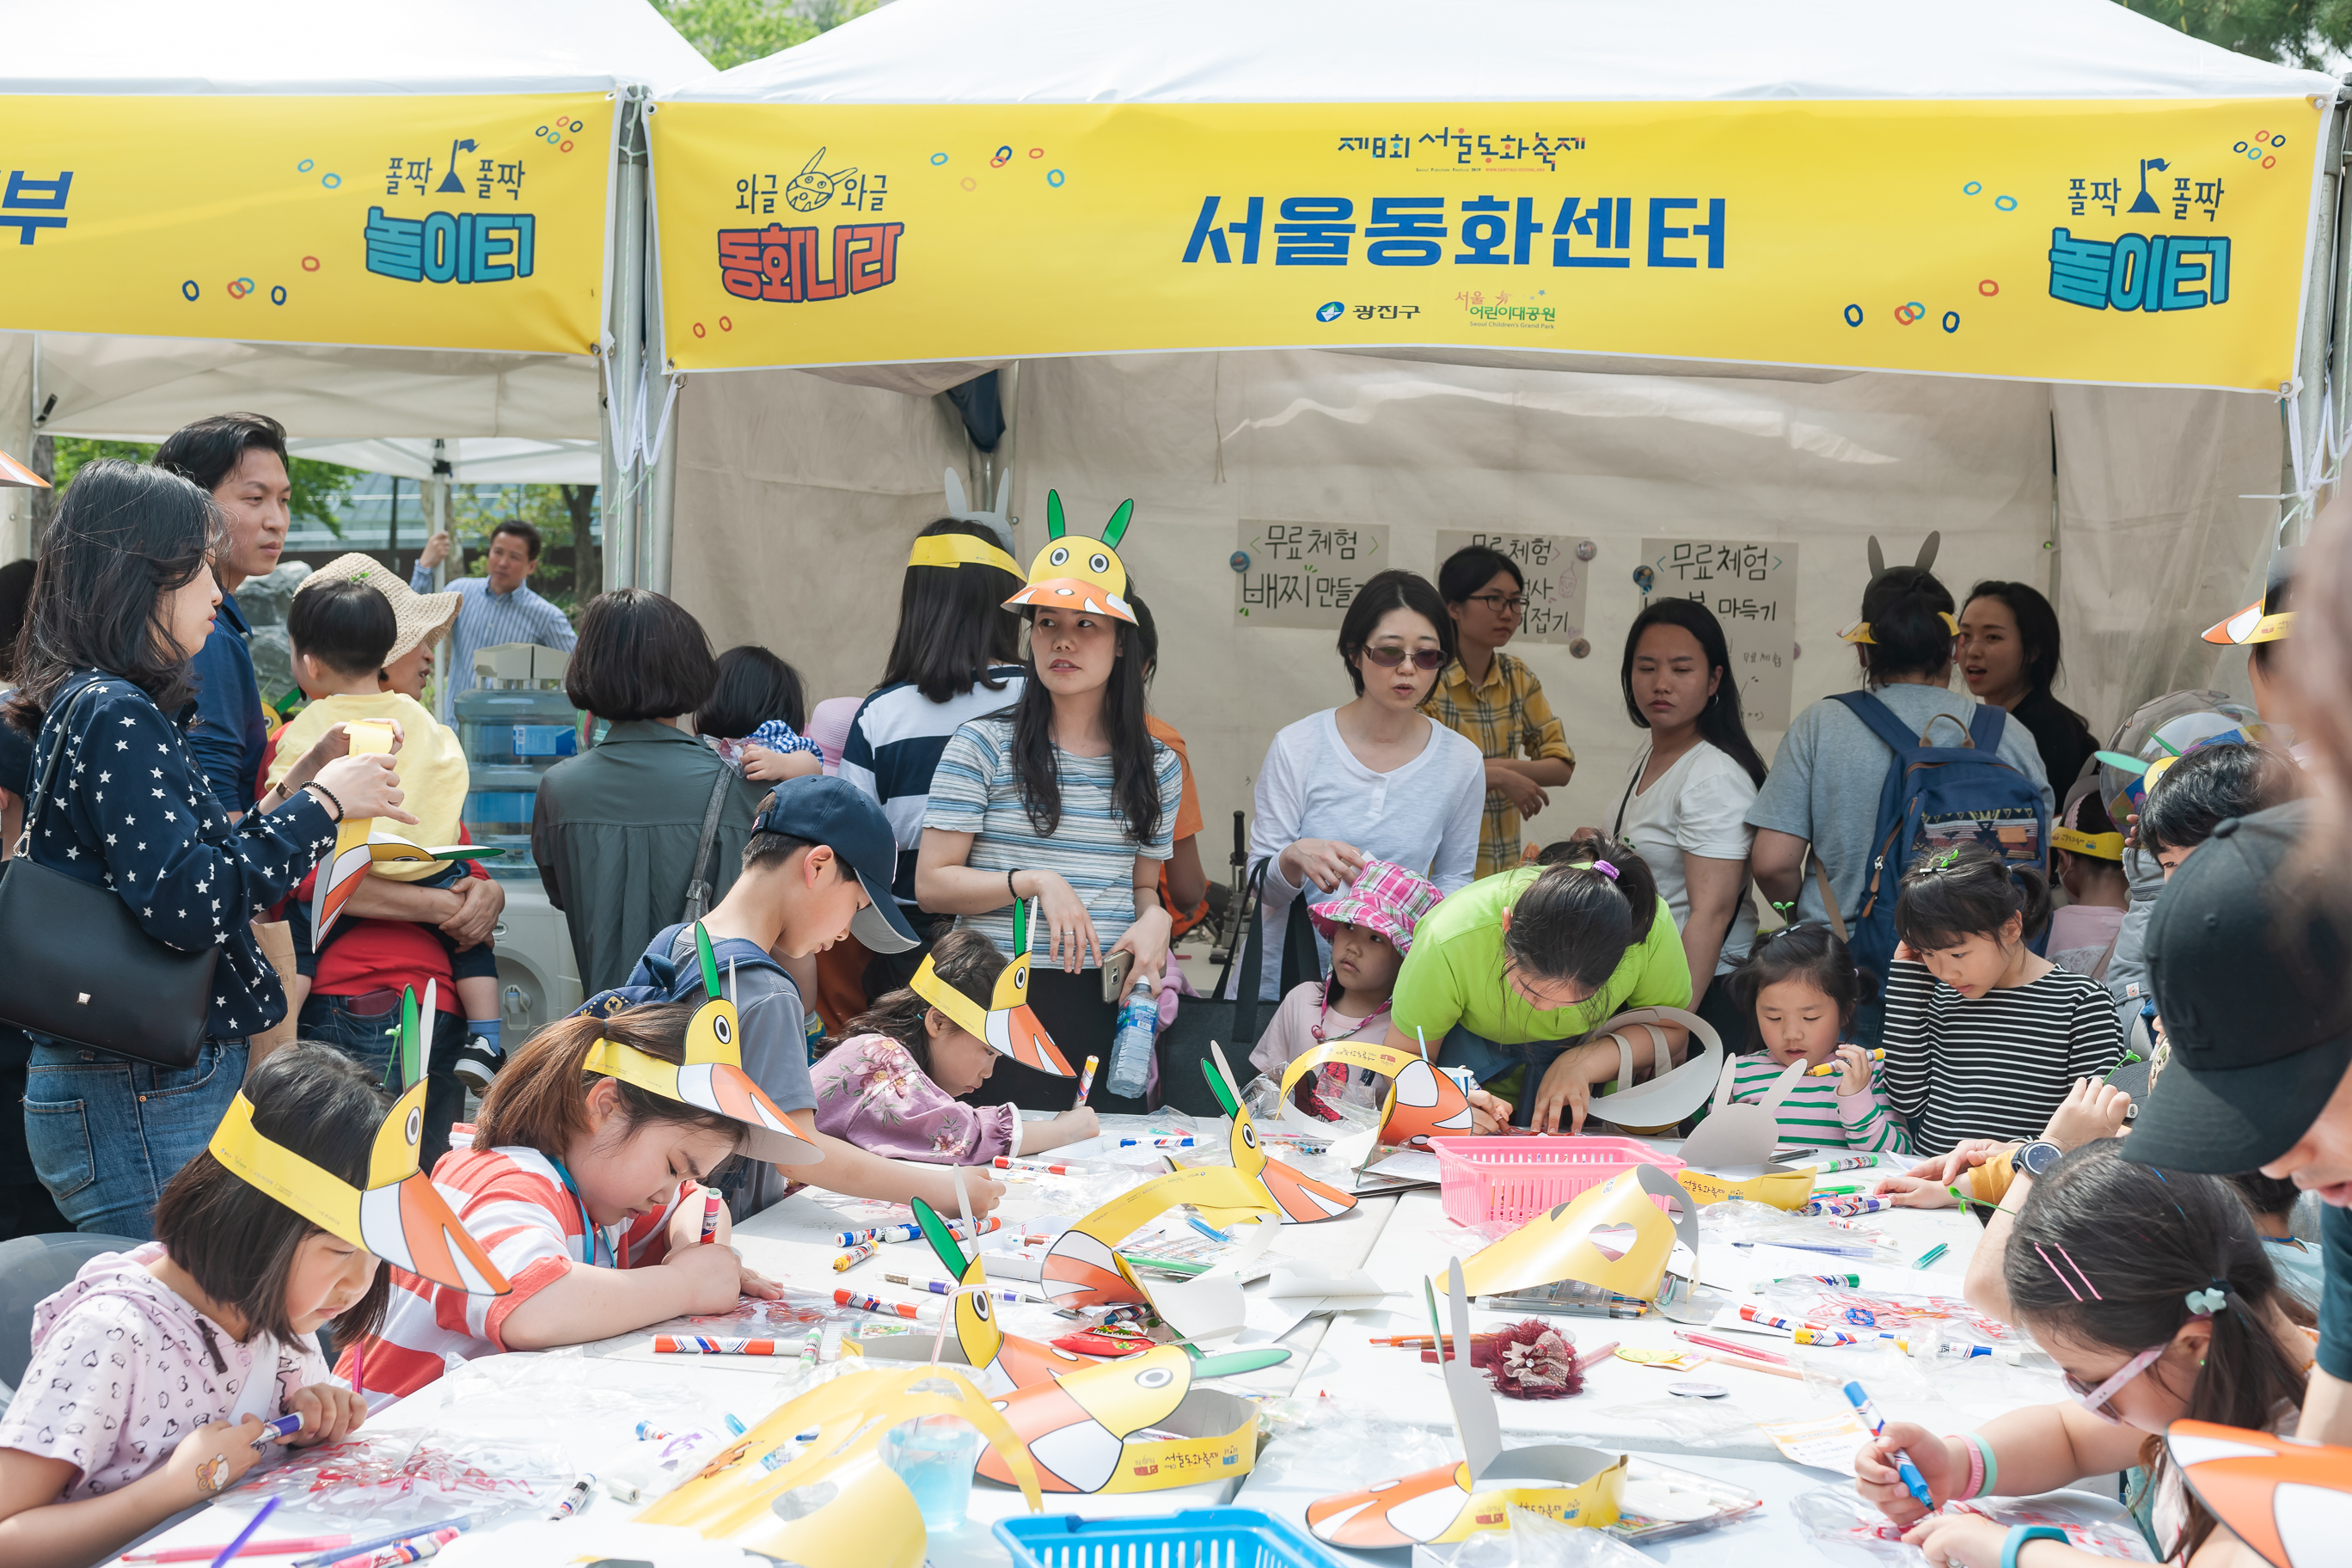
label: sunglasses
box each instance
[2063,1343,2165,1424]
[1361,644,1447,671]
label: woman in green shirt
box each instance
[1382,832,1693,1132]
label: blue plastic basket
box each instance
[995,1508,1347,1568]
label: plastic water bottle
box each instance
[1105,976,1158,1100]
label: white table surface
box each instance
[119,1142,2075,1568]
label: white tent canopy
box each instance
[0,0,709,554]
[654,0,2336,851]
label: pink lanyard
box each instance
[1312,989,1390,1044]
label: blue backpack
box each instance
[573,922,790,1020]
[1821,692,2049,983]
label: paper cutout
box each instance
[639,1364,1042,1568]
[2050,826,2125,861]
[208,987,510,1296]
[907,531,1021,577]
[1676,1053,1806,1169]
[861,1197,1093,1392]
[1673,1165,1814,1210]
[1002,489,1137,625]
[1448,1162,1700,1304]
[580,923,822,1165]
[1277,1039,1475,1146]
[910,900,1072,1075]
[363,830,505,867]
[309,719,398,944]
[1192,1044,1357,1226]
[2168,1418,2352,1568]
[1583,1007,1725,1136]
[1307,1261,1626,1547]
[973,1342,1288,1494]
[0,447,51,488]
[942,465,1015,553]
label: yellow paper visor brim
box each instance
[1004,579,1137,623]
[583,1040,822,1166]
[2202,603,2294,646]
[908,535,1022,577]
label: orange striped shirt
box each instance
[334,1146,686,1400]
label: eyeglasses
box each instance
[1361,645,1447,671]
[1467,592,1528,616]
[2063,1344,2165,1424]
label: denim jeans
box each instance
[300,994,466,1174]
[1436,1022,1570,1130]
[24,1038,248,1240]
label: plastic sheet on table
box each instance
[1700,1197,1899,1252]
[1251,1394,1458,1488]
[1790,1484,2157,1564]
[1580,1398,1763,1449]
[439,1344,699,1412]
[231,1430,573,1527]
[1412,1504,1658,1568]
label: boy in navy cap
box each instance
[637,775,1006,1219]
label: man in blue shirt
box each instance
[155,413,289,819]
[412,518,579,722]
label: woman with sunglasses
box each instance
[1240,569,1485,1003]
[1855,1141,2316,1568]
[1425,545,1576,877]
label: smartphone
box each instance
[1100,949,1134,1003]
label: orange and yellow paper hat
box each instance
[910,900,1072,1076]
[1002,489,1137,625]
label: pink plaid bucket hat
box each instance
[1308,860,1444,954]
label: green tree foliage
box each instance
[2118,0,2352,68]
[446,481,599,616]
[650,0,873,71]
[50,438,358,535]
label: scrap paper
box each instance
[1759,1412,1869,1475]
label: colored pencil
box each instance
[1075,1056,1098,1106]
[1674,1329,1793,1364]
[124,1536,352,1564]
[292,1517,474,1568]
[207,1500,280,1568]
[322,1527,460,1568]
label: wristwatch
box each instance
[2016,1139,2065,1179]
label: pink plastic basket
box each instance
[1428,1136,1685,1227]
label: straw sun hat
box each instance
[298,552,460,665]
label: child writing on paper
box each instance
[338,1003,782,1401]
[810,929,1098,1161]
[0,1047,392,1568]
[1249,860,1443,1118]
[1879,842,2122,1158]
[1855,1142,2314,1567]
[267,576,505,1089]
[1714,924,1909,1155]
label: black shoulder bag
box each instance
[0,683,219,1067]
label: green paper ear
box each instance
[2095,750,2150,775]
[695,922,721,996]
[398,986,420,1092]
[910,1197,967,1277]
[1011,896,1027,954]
[1200,1057,1242,1119]
[1424,1276,1444,1344]
[1100,499,1135,549]
[1046,489,1067,541]
[1188,1349,1291,1380]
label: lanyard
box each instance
[546,1156,612,1270]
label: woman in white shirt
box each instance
[1242,569,1485,1000]
[1608,598,1768,1043]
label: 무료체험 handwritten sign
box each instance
[1435,530,1592,646]
[1636,537,1798,731]
[1234,520,1392,629]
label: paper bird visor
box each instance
[974,1344,1283,1494]
[910,941,1073,1076]
[209,1082,510,1296]
[1673,1164,1813,1211]
[1838,610,1960,644]
[1199,1042,1357,1225]
[639,1365,1042,1568]
[2051,826,2125,861]
[581,1032,819,1167]
[908,532,1022,577]
[1448,1161,1699,1303]
[1308,1449,1626,1547]
[2168,1418,2352,1568]
[2203,602,2294,646]
[1277,1040,1476,1145]
[1003,489,1137,624]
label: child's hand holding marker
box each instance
[1809,1045,1883,1095]
[1847,1384,1950,1525]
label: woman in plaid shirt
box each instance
[1423,546,1576,877]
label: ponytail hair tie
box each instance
[1591,861,1620,881]
[2184,1287,2227,1317]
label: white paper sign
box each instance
[1436,530,1592,646]
[1637,537,1798,731]
[1234,520,1394,628]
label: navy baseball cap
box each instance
[2128,800,2352,1173]
[750,775,920,953]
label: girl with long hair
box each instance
[1958,579,2098,794]
[1611,597,1768,1035]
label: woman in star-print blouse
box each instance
[3,461,415,1239]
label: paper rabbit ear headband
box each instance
[1841,532,1951,644]
[910,899,1073,1075]
[580,922,824,1165]
[208,985,511,1295]
[907,531,1021,578]
[1003,488,1138,625]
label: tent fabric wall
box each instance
[670,350,2275,855]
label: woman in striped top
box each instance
[1880,842,2122,1158]
[1717,924,1909,1155]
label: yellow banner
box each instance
[650,97,2319,389]
[0,94,610,356]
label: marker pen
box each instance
[994,1155,1077,1174]
[249,1412,305,1448]
[1075,1056,1099,1106]
[544,1475,594,1521]
[698,1188,722,1244]
[833,1242,878,1271]
[1844,1381,1932,1510]
[1808,1049,1884,1075]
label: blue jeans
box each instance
[1436,1022,1572,1130]
[300,995,466,1174]
[23,1038,248,1240]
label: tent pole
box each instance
[643,375,678,596]
[604,89,648,592]
[429,438,451,712]
[2327,81,2352,525]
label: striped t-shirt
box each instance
[334,1146,687,1400]
[922,716,1179,961]
[1880,959,2123,1157]
[838,669,1026,909]
[1721,1053,1912,1155]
